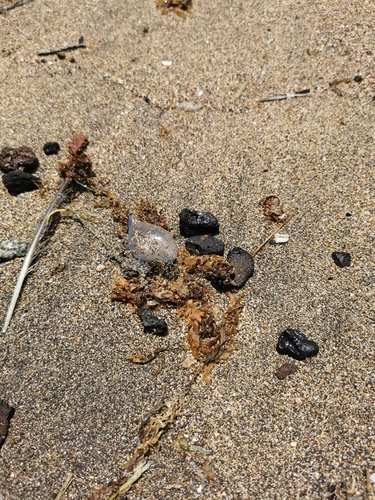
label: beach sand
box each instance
[0,1,375,498]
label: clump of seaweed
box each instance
[135,199,170,230]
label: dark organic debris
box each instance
[354,75,363,83]
[259,195,287,222]
[277,328,319,361]
[38,40,86,57]
[181,293,243,364]
[68,133,89,155]
[136,199,170,230]
[156,0,192,18]
[137,308,168,336]
[179,208,220,237]
[0,239,28,262]
[259,89,310,102]
[127,347,167,364]
[2,170,41,196]
[275,361,299,380]
[209,247,254,291]
[0,400,15,449]
[58,152,95,187]
[0,146,39,173]
[332,251,351,268]
[43,141,60,156]
[179,250,235,287]
[185,234,224,256]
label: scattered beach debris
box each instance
[277,328,319,361]
[156,0,192,18]
[137,308,168,336]
[185,234,224,256]
[210,247,254,291]
[67,133,89,155]
[127,347,167,364]
[43,142,60,156]
[354,75,363,83]
[275,361,299,380]
[179,208,220,237]
[1,0,33,12]
[135,199,170,230]
[259,195,287,222]
[161,60,172,66]
[2,170,41,196]
[38,37,86,57]
[332,251,351,268]
[128,215,178,264]
[273,233,289,244]
[0,146,39,173]
[0,239,28,262]
[259,89,310,102]
[177,102,202,112]
[2,135,96,333]
[0,400,14,449]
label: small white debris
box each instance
[96,264,105,272]
[370,473,375,484]
[197,485,203,493]
[161,60,172,66]
[118,78,124,84]
[197,89,203,96]
[177,102,202,111]
[274,233,290,244]
[290,441,297,447]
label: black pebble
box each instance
[179,208,219,237]
[2,171,40,196]
[332,251,351,268]
[277,328,319,361]
[43,142,60,155]
[137,308,168,336]
[210,246,254,291]
[354,75,363,83]
[185,235,224,256]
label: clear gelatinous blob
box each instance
[128,215,177,264]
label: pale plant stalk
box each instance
[2,180,71,333]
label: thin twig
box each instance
[4,0,33,11]
[38,44,86,57]
[251,216,293,257]
[259,89,310,102]
[2,181,71,333]
[54,473,73,500]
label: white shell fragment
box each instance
[177,102,202,112]
[161,60,172,66]
[128,215,177,264]
[274,233,290,244]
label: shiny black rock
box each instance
[185,235,224,256]
[179,208,219,237]
[332,251,351,268]
[2,171,40,196]
[277,328,319,361]
[43,142,60,155]
[137,308,168,336]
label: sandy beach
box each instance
[1,1,375,498]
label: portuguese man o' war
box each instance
[127,215,178,265]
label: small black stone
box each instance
[277,328,319,361]
[210,246,254,291]
[2,171,40,196]
[43,142,60,155]
[185,235,224,256]
[332,251,351,268]
[179,208,219,237]
[137,308,168,336]
[354,75,363,83]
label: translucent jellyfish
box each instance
[127,215,178,264]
